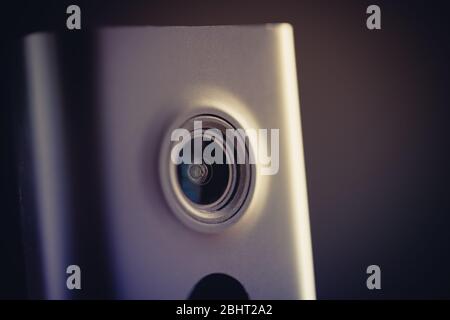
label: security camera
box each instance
[21,24,315,299]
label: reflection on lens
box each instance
[187,163,210,185]
[177,140,230,205]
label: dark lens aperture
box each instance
[177,139,230,205]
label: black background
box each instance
[1,0,449,299]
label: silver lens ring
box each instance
[164,113,254,227]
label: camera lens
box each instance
[163,113,254,228]
[176,139,231,205]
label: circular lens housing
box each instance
[160,112,255,231]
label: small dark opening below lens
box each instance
[189,273,249,300]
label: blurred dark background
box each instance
[1,0,449,299]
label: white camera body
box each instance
[23,24,315,299]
